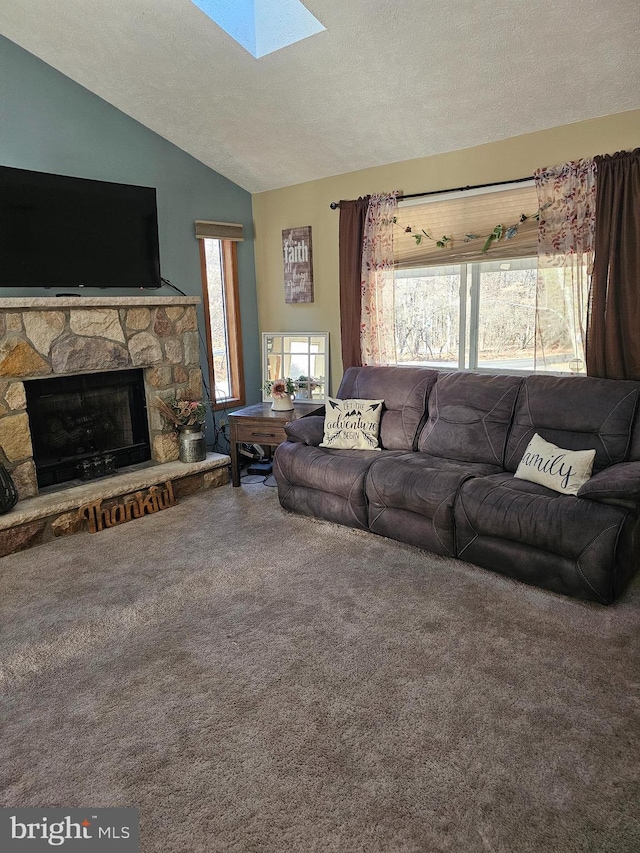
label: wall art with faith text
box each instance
[283,226,314,303]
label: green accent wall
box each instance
[0,35,261,442]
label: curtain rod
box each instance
[328,175,534,210]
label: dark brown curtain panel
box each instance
[338,196,369,370]
[587,149,640,379]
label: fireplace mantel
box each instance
[0,296,199,309]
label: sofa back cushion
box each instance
[337,366,436,451]
[417,372,523,465]
[504,375,640,473]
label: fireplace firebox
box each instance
[25,369,151,488]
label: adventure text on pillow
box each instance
[320,398,384,451]
[514,433,595,496]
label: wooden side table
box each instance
[228,402,323,487]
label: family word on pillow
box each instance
[514,433,595,496]
[320,398,383,451]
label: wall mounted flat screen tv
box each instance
[0,166,161,289]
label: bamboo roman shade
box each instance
[394,184,539,269]
[194,220,244,241]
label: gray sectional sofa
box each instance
[273,366,640,604]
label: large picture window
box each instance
[395,256,585,374]
[391,183,587,375]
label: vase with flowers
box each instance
[263,378,295,411]
[154,398,208,462]
[295,375,320,399]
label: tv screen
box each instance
[0,166,161,289]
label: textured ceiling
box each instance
[1,0,639,192]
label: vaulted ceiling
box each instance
[1,0,639,192]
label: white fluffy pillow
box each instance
[514,433,596,496]
[320,398,384,451]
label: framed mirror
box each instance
[262,332,329,403]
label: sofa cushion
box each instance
[417,372,523,465]
[370,452,503,479]
[320,398,383,450]
[454,472,628,602]
[365,453,502,557]
[367,453,502,515]
[456,472,626,558]
[505,375,640,474]
[337,366,436,451]
[514,433,596,496]
[274,443,405,530]
[274,443,391,500]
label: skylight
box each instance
[191,0,325,59]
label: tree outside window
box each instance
[394,257,585,374]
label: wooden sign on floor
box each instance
[79,481,177,534]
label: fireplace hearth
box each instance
[25,369,151,488]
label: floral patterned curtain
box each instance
[534,158,596,373]
[360,192,398,365]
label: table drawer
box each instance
[233,421,288,445]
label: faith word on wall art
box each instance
[282,226,314,303]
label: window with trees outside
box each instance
[199,237,245,408]
[392,184,587,375]
[395,258,586,374]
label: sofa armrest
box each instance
[284,416,325,446]
[578,461,640,504]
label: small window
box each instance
[200,238,245,407]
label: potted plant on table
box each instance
[295,375,320,399]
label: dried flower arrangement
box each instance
[154,398,208,428]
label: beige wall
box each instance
[252,110,640,394]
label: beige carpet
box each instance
[1,481,639,853]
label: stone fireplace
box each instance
[26,367,151,489]
[0,296,204,498]
[0,296,229,555]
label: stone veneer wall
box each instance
[0,297,202,500]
